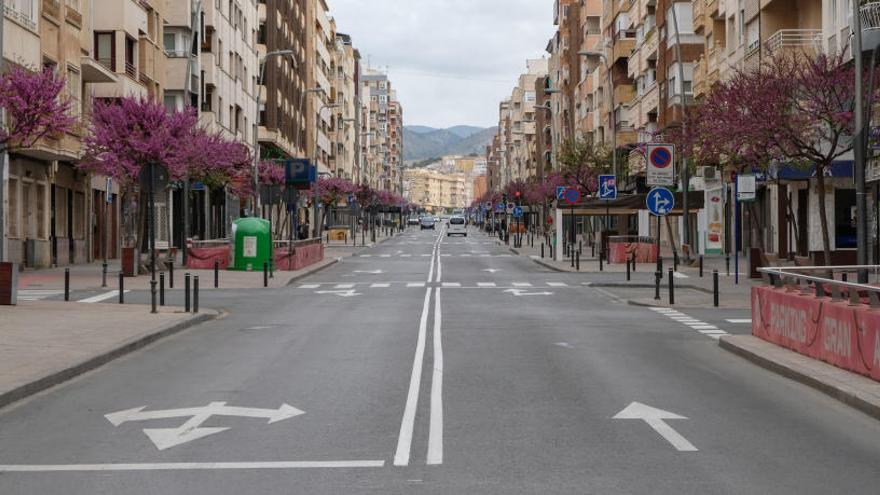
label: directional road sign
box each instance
[506,202,515,214]
[556,186,566,200]
[646,143,675,186]
[647,187,674,216]
[512,206,524,218]
[598,175,617,200]
[495,203,505,213]
[562,187,581,206]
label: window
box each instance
[66,66,81,117]
[666,3,694,36]
[95,32,115,71]
[524,91,536,103]
[65,0,80,12]
[163,33,176,53]
[8,0,35,26]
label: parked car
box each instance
[447,216,467,236]
[420,216,436,230]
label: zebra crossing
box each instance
[648,307,730,340]
[297,281,575,290]
[356,253,513,259]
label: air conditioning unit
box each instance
[702,166,717,181]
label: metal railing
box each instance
[861,2,880,30]
[758,265,880,308]
[764,29,823,52]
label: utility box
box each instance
[231,218,272,271]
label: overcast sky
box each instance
[329,0,556,130]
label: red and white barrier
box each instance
[187,245,231,269]
[275,242,324,271]
[752,286,880,382]
[608,241,658,264]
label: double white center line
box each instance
[395,229,445,467]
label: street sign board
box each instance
[646,144,675,186]
[598,175,617,200]
[495,203,505,213]
[506,202,515,214]
[512,206,524,218]
[647,187,675,216]
[284,159,317,189]
[556,186,566,200]
[485,202,492,210]
[737,174,757,202]
[562,187,581,206]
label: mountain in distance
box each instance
[403,125,497,162]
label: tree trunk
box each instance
[815,172,833,266]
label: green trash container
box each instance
[231,218,273,271]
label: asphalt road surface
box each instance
[2,226,880,494]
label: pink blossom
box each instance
[0,66,76,151]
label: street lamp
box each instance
[312,102,339,237]
[254,49,296,217]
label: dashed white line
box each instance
[407,282,426,288]
[726,319,752,324]
[441,282,460,288]
[477,282,496,287]
[547,282,568,287]
[512,282,532,287]
[370,283,391,288]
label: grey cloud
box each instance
[330,0,555,128]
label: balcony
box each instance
[42,0,60,20]
[65,4,81,26]
[692,55,708,99]
[764,29,822,53]
[124,61,137,80]
[862,2,880,51]
[693,0,706,34]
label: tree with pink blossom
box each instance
[310,176,357,236]
[0,66,77,153]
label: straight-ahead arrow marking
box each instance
[613,402,697,452]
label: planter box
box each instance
[0,262,19,305]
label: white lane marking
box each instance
[407,282,426,288]
[441,282,460,288]
[699,329,728,335]
[460,254,472,257]
[427,287,444,465]
[421,254,431,257]
[315,290,360,298]
[477,282,496,287]
[649,308,676,313]
[78,291,129,304]
[0,461,385,472]
[673,272,689,279]
[353,270,383,274]
[379,254,391,258]
[360,254,372,258]
[726,319,752,324]
[370,283,391,288]
[441,254,452,257]
[614,402,697,452]
[706,334,724,340]
[401,254,412,258]
[334,284,355,289]
[688,325,720,330]
[299,284,320,289]
[512,282,532,287]
[547,282,568,287]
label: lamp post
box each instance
[255,50,296,217]
[853,1,869,281]
[668,6,691,257]
[313,103,339,237]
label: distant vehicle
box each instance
[447,216,467,236]
[420,216,436,230]
[407,217,420,225]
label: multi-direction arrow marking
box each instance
[613,402,697,452]
[503,289,553,297]
[105,402,305,450]
[315,290,361,297]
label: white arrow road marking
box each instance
[315,290,361,297]
[483,269,501,273]
[504,289,553,297]
[353,270,383,274]
[613,402,697,452]
[105,402,305,451]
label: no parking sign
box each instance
[646,144,674,186]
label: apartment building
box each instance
[256,0,309,161]
[404,168,467,212]
[308,0,335,175]
[332,33,358,181]
[388,98,403,193]
[361,68,403,192]
[3,0,152,268]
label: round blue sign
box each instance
[647,187,675,216]
[562,187,581,205]
[650,147,673,168]
[512,206,524,218]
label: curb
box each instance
[0,311,218,411]
[587,281,714,294]
[284,257,340,287]
[719,335,880,421]
[531,257,570,273]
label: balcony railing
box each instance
[42,0,60,19]
[764,29,822,53]
[125,61,137,79]
[861,2,880,30]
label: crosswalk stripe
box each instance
[547,282,568,287]
[441,282,460,288]
[371,283,391,288]
[512,282,532,287]
[477,282,496,287]
[334,284,355,289]
[407,282,426,287]
[299,284,320,289]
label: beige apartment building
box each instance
[2,0,165,267]
[332,32,359,182]
[307,0,335,175]
[404,168,466,213]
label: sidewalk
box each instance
[0,301,216,410]
[15,230,401,293]
[501,236,758,309]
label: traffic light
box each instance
[514,191,521,199]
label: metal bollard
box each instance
[150,276,157,314]
[263,262,269,288]
[713,270,719,307]
[571,248,575,268]
[626,258,631,281]
[160,272,165,306]
[668,268,675,305]
[169,260,174,288]
[102,261,108,288]
[185,273,191,312]
[599,251,604,271]
[674,252,679,272]
[726,254,731,277]
[699,255,704,278]
[591,243,595,258]
[579,241,583,255]
[541,243,545,258]
[658,257,664,277]
[214,260,220,288]
[193,276,199,313]
[64,268,70,301]
[576,250,580,271]
[654,271,661,300]
[119,272,124,304]
[632,254,637,272]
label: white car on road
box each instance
[447,216,467,236]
